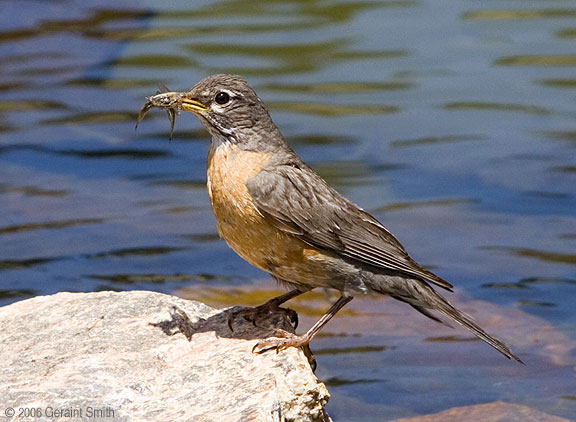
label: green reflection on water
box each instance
[1,51,68,65]
[462,9,576,20]
[0,257,62,271]
[187,41,406,75]
[0,0,412,43]
[268,101,398,116]
[0,289,36,299]
[315,345,387,355]
[557,28,576,39]
[87,273,225,284]
[520,248,576,264]
[0,28,39,43]
[18,64,86,77]
[110,54,193,67]
[59,149,170,159]
[518,300,556,308]
[483,277,575,289]
[537,79,576,88]
[42,111,137,125]
[40,9,152,32]
[0,218,103,235]
[87,246,187,259]
[484,247,576,265]
[287,134,356,146]
[391,134,485,148]
[262,81,413,94]
[372,198,477,213]
[0,184,68,197]
[444,102,549,114]
[65,77,161,89]
[553,165,576,173]
[545,130,576,144]
[495,55,576,67]
[0,82,28,92]
[0,144,169,160]
[324,377,381,387]
[0,9,151,42]
[187,40,351,58]
[482,282,530,289]
[98,24,314,42]
[158,0,411,22]
[425,336,479,343]
[0,100,67,111]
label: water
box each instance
[1,0,575,420]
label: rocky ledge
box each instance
[0,291,329,422]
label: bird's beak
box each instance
[181,98,209,113]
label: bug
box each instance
[136,85,185,140]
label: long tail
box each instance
[424,298,523,363]
[387,279,524,363]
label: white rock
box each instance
[0,291,330,422]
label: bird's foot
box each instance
[227,303,298,332]
[252,329,317,370]
[252,329,312,354]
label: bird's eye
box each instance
[215,92,230,105]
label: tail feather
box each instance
[388,279,524,363]
[432,298,524,363]
[410,304,450,326]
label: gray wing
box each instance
[247,163,453,291]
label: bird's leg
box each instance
[227,288,307,331]
[252,295,353,353]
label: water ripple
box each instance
[495,55,576,67]
[262,81,414,94]
[87,273,228,284]
[0,218,103,235]
[484,247,576,265]
[86,246,187,259]
[268,102,398,116]
[462,9,576,20]
[443,102,550,114]
[0,257,62,271]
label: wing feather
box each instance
[247,164,453,291]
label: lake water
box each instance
[1,0,575,420]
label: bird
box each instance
[137,74,522,363]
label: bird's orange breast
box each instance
[206,143,331,286]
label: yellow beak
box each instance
[181,98,209,113]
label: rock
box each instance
[390,401,572,422]
[0,291,330,422]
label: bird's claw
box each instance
[252,329,318,371]
[252,329,309,354]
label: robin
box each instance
[137,74,522,363]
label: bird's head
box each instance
[180,74,284,150]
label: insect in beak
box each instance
[136,85,185,140]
